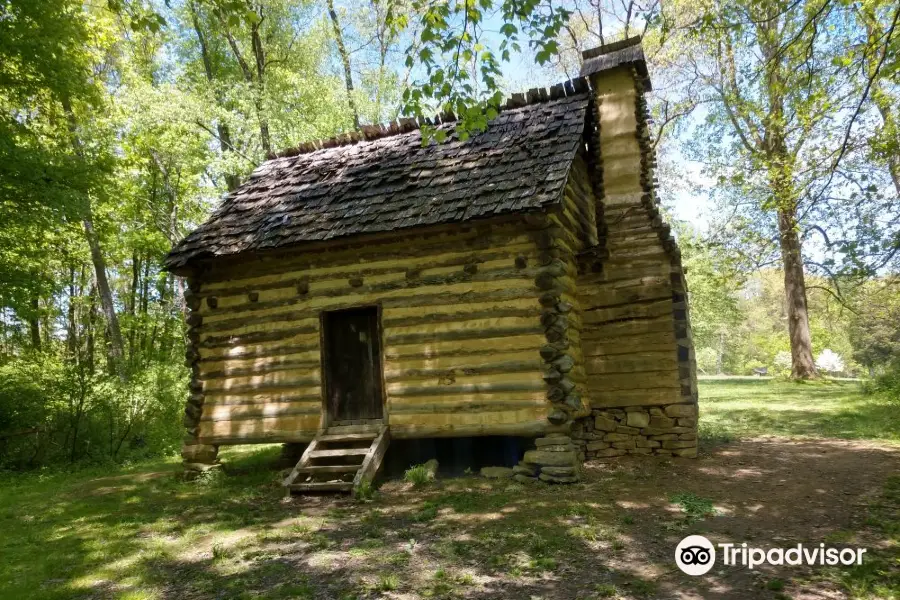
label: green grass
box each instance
[0,445,610,599]
[699,378,900,444]
[831,475,900,599]
[404,463,435,486]
[668,492,717,523]
[0,445,288,600]
[0,380,897,599]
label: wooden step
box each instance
[296,465,359,474]
[283,425,390,495]
[309,448,369,458]
[326,423,381,434]
[317,432,378,442]
[288,481,353,493]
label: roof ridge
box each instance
[581,35,643,61]
[268,77,591,160]
[578,35,650,91]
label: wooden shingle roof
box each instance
[165,90,593,272]
[580,36,650,91]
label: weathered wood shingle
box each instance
[165,92,591,271]
[579,36,650,91]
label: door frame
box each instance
[318,303,387,428]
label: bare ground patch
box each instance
[2,437,897,600]
[140,439,900,599]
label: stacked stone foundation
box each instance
[572,403,697,459]
[181,443,221,479]
[514,433,583,483]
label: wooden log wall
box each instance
[180,221,553,446]
[568,66,699,460]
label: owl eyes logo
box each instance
[676,535,716,575]
[681,546,712,565]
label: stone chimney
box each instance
[570,37,700,460]
[579,36,654,210]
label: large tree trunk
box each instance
[777,209,817,378]
[768,149,817,379]
[328,0,361,129]
[758,15,817,380]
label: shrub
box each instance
[868,363,900,402]
[0,356,73,468]
[773,351,792,376]
[0,354,186,470]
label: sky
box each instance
[496,43,713,230]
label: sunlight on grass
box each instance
[0,384,897,599]
[700,379,900,443]
[827,476,900,598]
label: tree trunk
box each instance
[189,0,240,190]
[870,82,900,196]
[128,250,139,364]
[250,13,272,155]
[86,285,96,376]
[859,6,900,196]
[62,95,128,383]
[777,209,817,379]
[139,254,150,360]
[370,0,395,123]
[66,264,79,358]
[83,215,128,383]
[769,149,817,379]
[758,15,817,380]
[28,295,41,351]
[716,330,725,375]
[328,0,361,129]
[70,384,86,463]
[220,10,271,157]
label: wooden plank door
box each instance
[322,307,384,422]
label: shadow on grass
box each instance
[2,435,898,600]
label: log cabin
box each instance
[165,37,699,493]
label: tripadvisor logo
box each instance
[675,535,867,576]
[676,535,716,576]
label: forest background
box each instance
[1,0,898,469]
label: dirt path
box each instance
[262,437,900,600]
[18,437,896,600]
[581,438,899,599]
